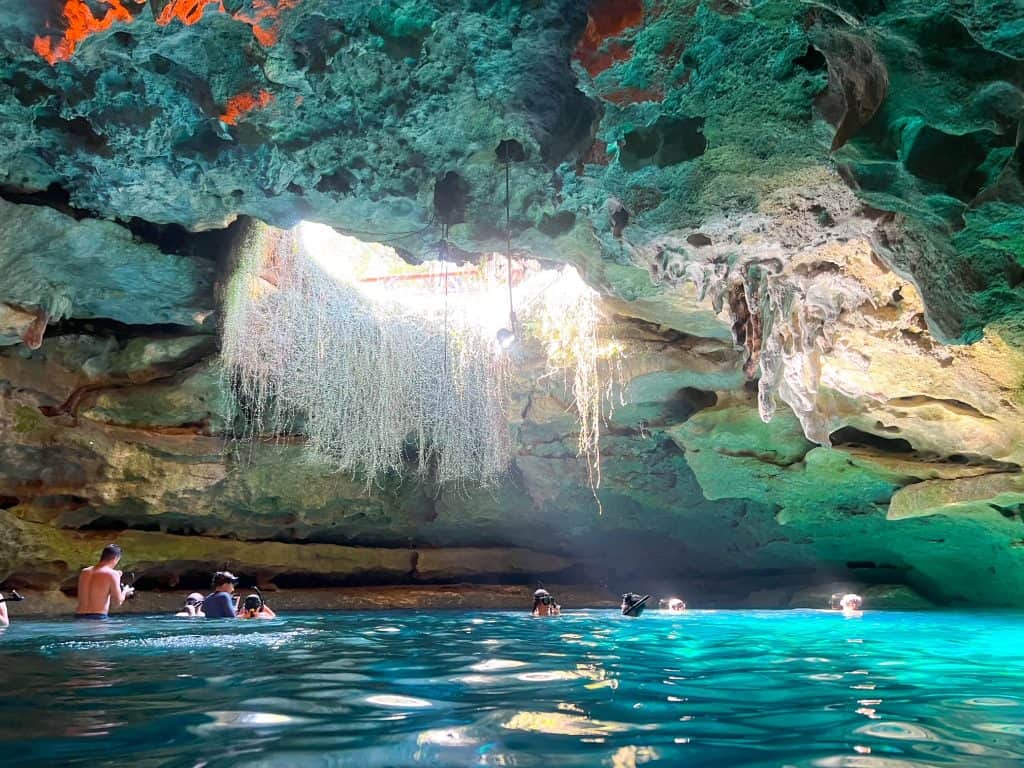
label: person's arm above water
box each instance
[110,569,134,607]
[258,604,276,619]
[0,594,8,626]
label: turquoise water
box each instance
[2,610,1024,767]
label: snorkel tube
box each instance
[239,584,266,616]
[0,590,25,604]
[621,593,651,617]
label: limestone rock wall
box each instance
[0,1,1021,606]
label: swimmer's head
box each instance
[242,594,262,613]
[212,571,238,589]
[621,592,648,617]
[533,588,554,607]
[183,592,204,608]
[840,593,863,611]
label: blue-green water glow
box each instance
[2,610,1024,767]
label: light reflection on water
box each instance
[0,610,1023,766]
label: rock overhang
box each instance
[0,0,1022,605]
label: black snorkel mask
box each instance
[621,592,651,617]
[0,590,25,604]
[533,588,554,608]
[242,586,265,613]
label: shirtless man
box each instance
[0,594,8,627]
[75,544,134,619]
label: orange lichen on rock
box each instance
[156,0,224,26]
[573,0,645,77]
[235,0,302,47]
[34,0,301,65]
[219,89,273,124]
[33,0,136,65]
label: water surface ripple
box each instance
[2,610,1023,767]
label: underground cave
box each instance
[0,0,1023,766]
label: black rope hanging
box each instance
[434,172,469,374]
[495,139,525,349]
[440,222,450,375]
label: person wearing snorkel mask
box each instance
[175,593,206,618]
[238,593,276,620]
[531,588,560,617]
[621,592,650,617]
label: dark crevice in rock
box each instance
[619,116,707,170]
[540,88,601,167]
[830,426,913,453]
[43,318,213,341]
[538,210,576,237]
[35,113,112,157]
[76,517,158,533]
[316,168,356,195]
[728,283,762,379]
[989,502,1024,520]
[433,171,470,226]
[0,183,94,220]
[123,218,237,260]
[272,572,412,588]
[409,550,420,579]
[610,202,629,237]
[940,454,1019,471]
[794,44,827,72]
[886,395,995,421]
[0,496,19,510]
[664,388,719,424]
[902,125,999,201]
[495,139,526,164]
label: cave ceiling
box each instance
[0,0,1023,606]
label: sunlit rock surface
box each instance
[0,0,1021,607]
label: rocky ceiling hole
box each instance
[619,116,707,171]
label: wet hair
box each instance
[100,544,122,562]
[243,595,262,612]
[621,592,649,617]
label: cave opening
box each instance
[221,220,616,492]
[829,426,914,453]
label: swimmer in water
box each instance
[175,593,206,618]
[839,593,863,615]
[203,571,240,619]
[831,593,864,618]
[659,597,686,612]
[621,592,650,617]
[75,544,134,620]
[238,594,276,620]
[531,588,560,617]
